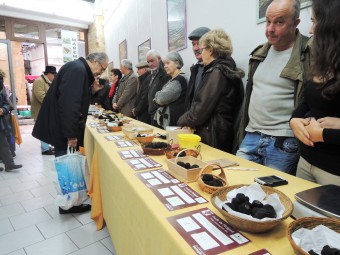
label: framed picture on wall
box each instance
[138,38,151,62]
[166,0,187,52]
[257,0,312,23]
[119,39,127,62]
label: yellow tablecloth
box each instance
[84,118,319,255]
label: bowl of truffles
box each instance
[141,142,171,156]
[211,183,293,233]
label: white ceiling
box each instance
[0,0,98,28]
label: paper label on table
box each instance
[105,135,124,141]
[89,123,101,127]
[206,158,239,168]
[137,169,179,187]
[168,208,250,255]
[118,149,146,159]
[115,141,137,148]
[135,170,207,210]
[96,127,109,133]
[248,249,272,255]
[126,157,162,171]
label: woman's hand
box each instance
[290,117,314,146]
[317,117,340,129]
[306,118,324,143]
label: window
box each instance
[13,22,40,40]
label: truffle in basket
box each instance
[177,161,199,169]
[224,193,277,219]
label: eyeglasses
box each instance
[199,47,208,53]
[97,61,106,72]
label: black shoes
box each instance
[5,164,23,172]
[42,149,55,156]
[59,204,91,214]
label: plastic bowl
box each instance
[178,134,201,149]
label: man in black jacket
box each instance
[133,61,151,124]
[146,50,170,126]
[32,52,108,214]
[184,27,210,111]
[0,75,22,172]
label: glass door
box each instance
[0,39,17,115]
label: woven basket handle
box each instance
[174,148,201,163]
[198,163,226,181]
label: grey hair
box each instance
[121,59,133,70]
[146,49,161,59]
[164,52,184,69]
[86,52,109,65]
[291,0,300,20]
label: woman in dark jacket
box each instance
[153,52,187,129]
[177,29,244,152]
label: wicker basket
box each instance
[197,163,227,194]
[122,126,154,139]
[141,143,171,156]
[165,148,201,159]
[107,125,122,132]
[287,217,340,255]
[211,184,294,233]
[136,135,155,144]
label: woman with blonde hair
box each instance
[177,29,244,152]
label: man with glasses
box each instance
[31,65,57,156]
[33,52,108,214]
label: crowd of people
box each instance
[0,0,339,214]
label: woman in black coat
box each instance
[177,29,244,152]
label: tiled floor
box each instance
[0,125,116,255]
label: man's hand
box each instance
[0,108,4,116]
[290,117,313,146]
[68,138,78,147]
[112,103,118,110]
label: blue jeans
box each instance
[236,132,299,174]
[40,141,50,152]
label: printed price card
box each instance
[248,249,272,255]
[114,140,137,148]
[89,122,101,128]
[105,135,124,141]
[126,157,162,171]
[96,127,109,133]
[136,169,207,210]
[118,149,146,159]
[168,208,250,255]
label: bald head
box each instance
[267,0,300,21]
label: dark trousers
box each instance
[0,129,14,167]
[54,144,68,158]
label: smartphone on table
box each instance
[254,175,288,187]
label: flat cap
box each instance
[135,61,149,69]
[188,27,211,40]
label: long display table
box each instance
[84,118,318,255]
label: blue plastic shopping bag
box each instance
[52,152,88,209]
